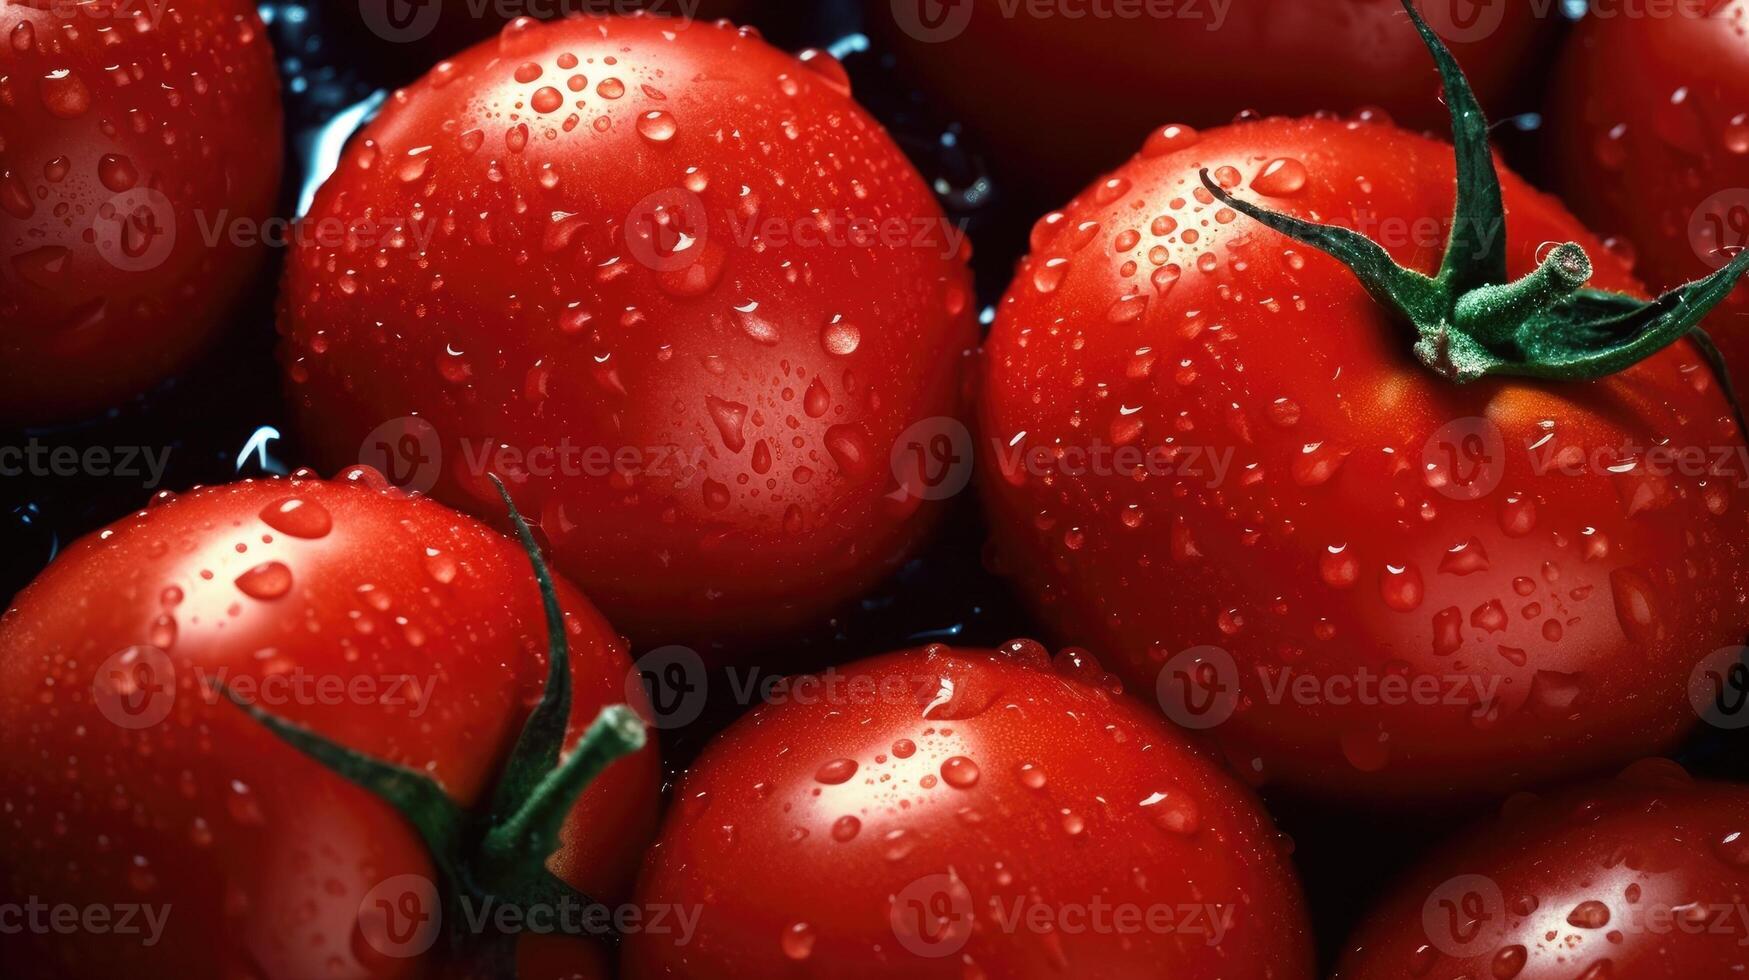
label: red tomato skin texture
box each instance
[869,0,1551,194]
[279,15,978,651]
[0,475,659,980]
[1334,762,1749,979]
[977,116,1749,805]
[1548,0,1749,376]
[0,0,284,423]
[324,0,754,80]
[621,644,1315,980]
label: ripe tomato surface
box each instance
[279,14,978,653]
[621,642,1315,979]
[869,0,1553,197]
[1334,759,1749,979]
[1547,0,1749,375]
[0,471,660,979]
[0,0,284,423]
[325,0,756,85]
[976,108,1749,801]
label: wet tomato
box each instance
[1548,0,1749,374]
[870,0,1554,196]
[279,14,978,653]
[1334,760,1749,979]
[0,0,283,423]
[0,471,659,979]
[327,1,757,86]
[976,5,1749,805]
[621,642,1315,979]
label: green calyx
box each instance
[214,476,646,974]
[1200,0,1749,397]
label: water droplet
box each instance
[259,498,332,539]
[235,562,293,600]
[815,759,858,785]
[940,757,980,789]
[1251,158,1308,196]
[637,110,677,142]
[781,922,815,961]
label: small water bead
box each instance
[637,110,677,143]
[831,815,861,842]
[821,318,860,356]
[258,498,332,539]
[815,759,859,785]
[1250,158,1308,196]
[940,757,980,789]
[235,561,293,600]
[1140,124,1200,158]
[780,922,815,961]
[530,87,564,113]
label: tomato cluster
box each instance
[5,1,1749,977]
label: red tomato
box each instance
[279,14,977,652]
[1547,0,1749,375]
[0,0,283,423]
[976,20,1749,802]
[870,0,1554,196]
[327,0,756,84]
[0,471,659,979]
[1334,759,1749,979]
[621,642,1315,979]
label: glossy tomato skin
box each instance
[0,472,659,980]
[1548,0,1749,376]
[279,15,978,653]
[0,0,283,423]
[869,0,1553,197]
[1334,760,1749,979]
[621,643,1315,979]
[977,116,1749,806]
[324,0,757,86]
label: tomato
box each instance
[326,1,756,86]
[1547,0,1749,376]
[976,4,1749,805]
[0,0,283,423]
[279,14,978,653]
[621,642,1315,979]
[869,0,1554,197]
[0,471,660,979]
[1333,759,1749,979]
